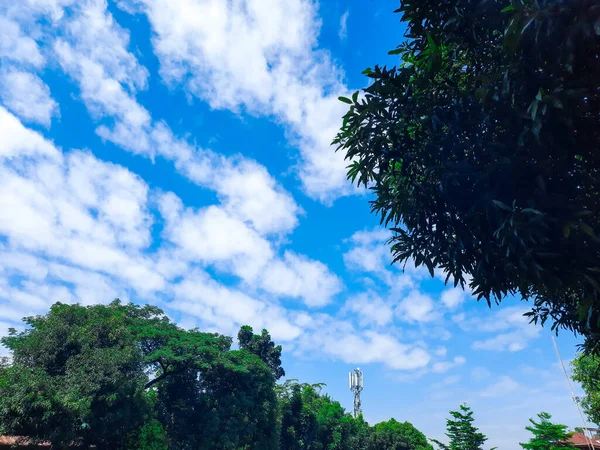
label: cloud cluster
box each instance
[123,0,355,201]
[0,103,431,371]
[0,0,548,382]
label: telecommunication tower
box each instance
[348,367,363,418]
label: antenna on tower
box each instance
[349,367,363,418]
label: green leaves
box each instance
[519,412,574,450]
[433,405,487,450]
[338,96,353,104]
[334,0,600,349]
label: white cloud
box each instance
[0,0,452,378]
[434,346,447,357]
[0,107,58,159]
[472,328,540,352]
[343,228,430,292]
[0,69,58,126]
[0,108,162,295]
[396,290,437,323]
[0,111,316,354]
[128,0,354,201]
[343,291,394,327]
[158,193,273,268]
[159,193,341,307]
[338,10,349,41]
[432,355,466,373]
[44,0,302,235]
[295,316,431,371]
[0,16,45,67]
[470,306,542,352]
[169,270,302,341]
[440,287,467,309]
[259,251,342,307]
[480,376,520,397]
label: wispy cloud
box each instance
[339,10,350,41]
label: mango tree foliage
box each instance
[335,0,600,347]
[571,353,600,425]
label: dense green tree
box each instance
[159,349,278,450]
[368,418,434,450]
[276,380,363,450]
[0,301,278,450]
[571,353,600,425]
[432,404,487,450]
[0,301,157,448]
[238,325,285,380]
[335,0,600,346]
[520,412,574,450]
[0,301,440,450]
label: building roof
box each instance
[565,432,600,449]
[0,436,50,447]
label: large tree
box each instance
[367,418,434,450]
[571,353,600,425]
[520,412,574,450]
[238,325,285,380]
[335,0,600,346]
[276,380,364,450]
[0,301,278,450]
[432,404,487,450]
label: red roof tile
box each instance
[566,432,600,448]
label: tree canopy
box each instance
[520,412,574,450]
[571,353,600,425]
[0,301,435,450]
[0,301,277,450]
[432,404,487,450]
[368,418,433,450]
[238,325,286,381]
[335,0,600,347]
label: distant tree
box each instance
[238,325,285,380]
[335,0,600,347]
[432,404,487,450]
[571,353,600,425]
[158,349,278,450]
[520,412,574,450]
[276,380,359,450]
[368,418,433,450]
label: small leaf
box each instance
[562,222,571,238]
[578,222,597,239]
[493,200,512,212]
[338,96,353,104]
[388,48,403,55]
[361,67,373,75]
[352,91,359,103]
[501,5,516,12]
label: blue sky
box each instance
[0,0,587,448]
